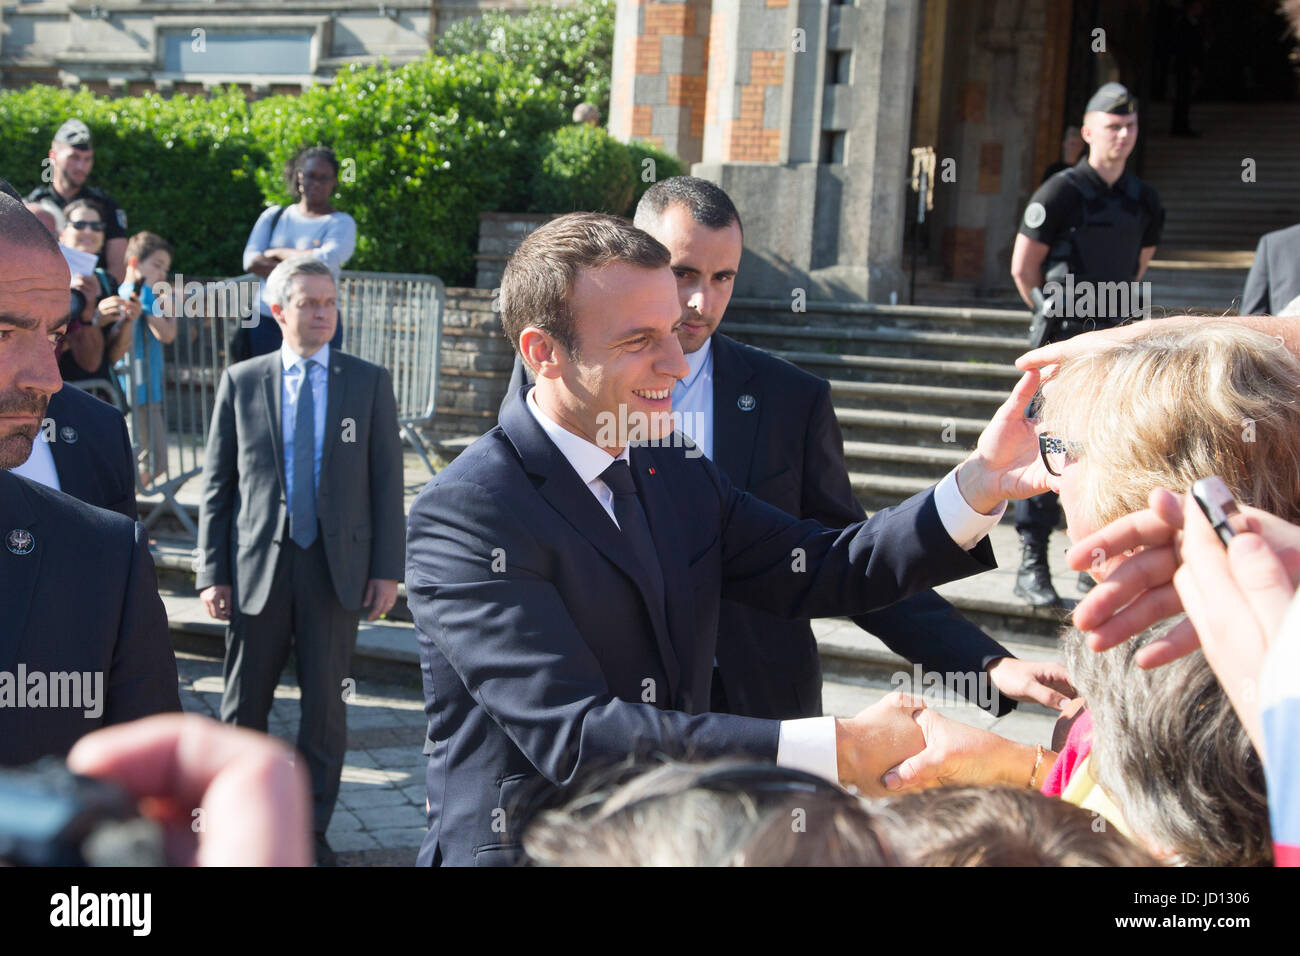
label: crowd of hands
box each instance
[56,324,1300,865]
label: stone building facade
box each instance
[0,0,529,95]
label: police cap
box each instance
[53,119,93,150]
[1085,82,1136,116]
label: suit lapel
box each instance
[261,356,287,494]
[501,387,681,700]
[0,473,44,669]
[710,334,760,488]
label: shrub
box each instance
[438,0,614,120]
[626,139,687,209]
[529,123,634,216]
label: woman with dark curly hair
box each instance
[237,146,357,358]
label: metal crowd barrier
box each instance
[111,270,445,539]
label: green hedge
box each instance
[530,124,634,215]
[626,139,687,208]
[0,0,686,286]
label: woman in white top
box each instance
[238,146,357,358]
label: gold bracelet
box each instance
[1026,744,1045,790]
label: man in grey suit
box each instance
[195,256,405,861]
[1241,223,1300,316]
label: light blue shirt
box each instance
[281,341,329,514]
[670,336,714,459]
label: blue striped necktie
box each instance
[290,359,318,548]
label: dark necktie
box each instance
[290,359,318,548]
[599,460,666,616]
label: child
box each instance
[110,232,176,487]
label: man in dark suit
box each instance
[195,256,405,860]
[1242,223,1300,316]
[408,212,1051,865]
[10,382,137,520]
[0,190,178,765]
[504,178,1075,720]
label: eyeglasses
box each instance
[69,220,105,232]
[1039,433,1084,477]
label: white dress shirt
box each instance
[10,431,60,491]
[524,384,1004,783]
[670,337,715,459]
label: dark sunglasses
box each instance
[69,220,105,232]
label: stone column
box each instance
[694,0,921,303]
[609,0,712,164]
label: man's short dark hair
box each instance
[500,212,670,364]
[633,176,742,236]
[0,190,61,259]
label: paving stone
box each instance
[368,827,428,850]
[326,809,363,834]
[324,830,380,853]
[338,786,411,810]
[354,804,428,831]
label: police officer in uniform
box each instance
[26,119,129,282]
[1009,82,1165,607]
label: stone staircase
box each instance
[722,299,1025,512]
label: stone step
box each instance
[758,348,1022,392]
[840,442,966,482]
[836,407,986,449]
[829,378,1007,415]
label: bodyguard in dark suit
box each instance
[1242,223,1300,316]
[195,257,405,854]
[0,192,178,765]
[10,383,137,519]
[410,213,1052,865]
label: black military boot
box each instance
[1014,532,1061,608]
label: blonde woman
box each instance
[881,321,1300,864]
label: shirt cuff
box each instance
[776,716,839,783]
[934,466,1006,551]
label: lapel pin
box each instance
[6,529,35,555]
[737,394,756,412]
[648,467,656,476]
[59,426,78,444]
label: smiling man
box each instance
[0,186,178,765]
[407,211,1053,866]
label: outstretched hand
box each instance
[955,369,1052,514]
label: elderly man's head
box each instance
[0,193,68,468]
[500,212,687,454]
[264,256,338,358]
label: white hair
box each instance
[263,255,336,310]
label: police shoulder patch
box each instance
[1023,202,1047,230]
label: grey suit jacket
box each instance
[1242,223,1300,315]
[195,349,406,615]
